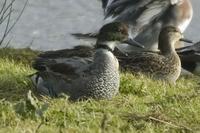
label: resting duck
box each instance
[118,26,193,84]
[31,22,144,100]
[33,25,194,85]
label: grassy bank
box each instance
[0,48,199,132]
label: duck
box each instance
[31,22,144,101]
[73,0,193,52]
[118,26,193,83]
[176,41,200,75]
[34,25,194,83]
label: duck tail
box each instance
[71,32,98,40]
[29,72,58,97]
[30,72,71,98]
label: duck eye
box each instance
[118,28,124,34]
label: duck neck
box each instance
[159,38,177,55]
[93,42,118,70]
[96,43,113,52]
[96,41,116,51]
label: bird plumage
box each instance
[31,22,144,100]
[34,25,195,85]
[73,0,193,52]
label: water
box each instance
[1,0,200,50]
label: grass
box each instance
[0,48,200,132]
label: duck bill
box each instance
[123,38,144,48]
[180,38,193,43]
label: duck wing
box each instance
[32,45,94,76]
[38,45,94,59]
[73,0,179,40]
[117,52,168,73]
[31,46,95,97]
[31,55,94,97]
[33,56,93,76]
[104,0,175,31]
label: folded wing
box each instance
[32,46,94,77]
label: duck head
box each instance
[158,26,193,54]
[96,22,144,51]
